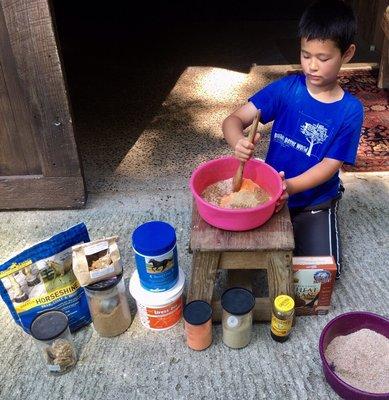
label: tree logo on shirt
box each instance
[300,122,328,156]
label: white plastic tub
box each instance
[129,268,185,331]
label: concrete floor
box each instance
[0,10,387,400]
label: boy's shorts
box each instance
[289,187,344,279]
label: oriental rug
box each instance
[339,69,388,172]
[288,68,389,172]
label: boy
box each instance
[222,0,363,278]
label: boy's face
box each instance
[300,38,346,88]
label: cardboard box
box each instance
[292,256,337,316]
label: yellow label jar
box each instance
[270,294,295,342]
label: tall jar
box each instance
[30,310,77,375]
[221,287,255,349]
[183,300,213,351]
[84,273,132,337]
[270,294,295,342]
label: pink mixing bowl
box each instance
[319,311,389,400]
[189,156,283,231]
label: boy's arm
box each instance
[287,158,343,195]
[276,158,343,212]
[222,102,261,161]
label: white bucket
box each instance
[129,268,185,331]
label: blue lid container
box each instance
[132,221,179,292]
[132,221,176,256]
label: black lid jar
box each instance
[221,287,255,349]
[30,310,77,375]
[84,273,131,337]
[183,300,213,351]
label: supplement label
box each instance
[271,315,292,337]
[89,265,115,279]
[139,297,182,330]
[144,249,175,274]
[226,316,239,328]
[84,241,108,255]
[134,246,179,291]
[0,223,92,335]
[293,265,336,315]
[48,364,61,372]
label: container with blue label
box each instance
[132,221,179,292]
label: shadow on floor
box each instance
[52,1,380,190]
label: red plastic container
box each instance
[319,311,389,400]
[189,156,282,231]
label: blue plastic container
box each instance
[132,221,179,292]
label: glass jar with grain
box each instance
[30,310,77,375]
[84,273,132,337]
[221,287,255,349]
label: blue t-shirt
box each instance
[249,73,363,209]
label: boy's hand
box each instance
[275,171,289,213]
[234,133,260,162]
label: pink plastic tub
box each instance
[189,156,283,231]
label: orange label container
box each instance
[129,268,185,331]
[183,300,213,351]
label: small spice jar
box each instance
[30,310,77,375]
[221,287,255,349]
[84,273,132,337]
[270,294,295,342]
[183,300,213,351]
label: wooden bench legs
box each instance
[187,250,293,322]
[267,252,293,306]
[187,251,220,303]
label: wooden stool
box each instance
[188,204,295,321]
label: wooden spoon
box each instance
[232,111,260,192]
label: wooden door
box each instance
[0,0,85,209]
[347,0,388,52]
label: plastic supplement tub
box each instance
[132,221,179,292]
[129,268,185,331]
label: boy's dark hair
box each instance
[298,0,357,54]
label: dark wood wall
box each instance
[347,0,388,52]
[0,0,85,209]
